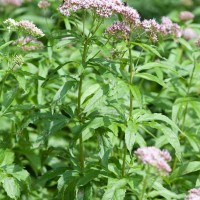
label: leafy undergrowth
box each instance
[0,0,200,199]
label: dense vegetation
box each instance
[1,0,200,199]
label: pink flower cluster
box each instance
[38,0,50,9]
[59,0,140,25]
[182,28,197,41]
[138,17,181,42]
[13,36,44,51]
[0,0,22,6]
[4,18,44,38]
[59,1,181,43]
[185,188,200,200]
[105,21,130,39]
[179,11,194,21]
[134,146,172,176]
[160,17,182,38]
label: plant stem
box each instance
[128,45,134,119]
[122,143,127,177]
[140,167,150,200]
[122,44,134,177]
[77,36,89,175]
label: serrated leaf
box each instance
[125,121,137,154]
[135,73,166,87]
[3,177,20,199]
[1,88,18,115]
[132,42,163,58]
[83,85,109,113]
[0,149,14,166]
[52,81,75,105]
[0,41,13,51]
[149,181,184,199]
[170,161,200,181]
[129,85,142,108]
[146,122,181,160]
[57,170,79,190]
[102,179,127,200]
[81,84,100,104]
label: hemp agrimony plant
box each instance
[1,0,200,199]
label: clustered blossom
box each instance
[142,19,160,42]
[0,0,22,6]
[59,0,140,25]
[3,18,44,37]
[185,188,200,200]
[179,11,194,21]
[160,17,182,38]
[195,38,200,47]
[13,36,44,51]
[134,147,172,176]
[38,0,50,9]
[182,28,197,41]
[105,21,130,39]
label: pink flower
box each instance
[17,20,45,37]
[134,147,172,176]
[160,17,181,38]
[185,188,200,200]
[59,0,140,25]
[0,0,22,6]
[4,18,45,38]
[182,28,197,40]
[142,19,160,42]
[13,36,44,51]
[105,21,130,39]
[179,11,194,21]
[38,0,50,9]
[195,38,200,47]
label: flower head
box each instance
[3,18,44,38]
[17,20,45,37]
[160,17,181,38]
[179,11,194,21]
[0,0,22,6]
[134,146,172,176]
[59,0,140,25]
[195,38,200,47]
[185,188,200,200]
[105,21,130,39]
[13,36,44,51]
[38,0,50,9]
[182,28,197,40]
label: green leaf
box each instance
[129,85,143,108]
[3,177,20,199]
[132,42,163,58]
[83,85,109,113]
[136,62,177,74]
[146,122,181,160]
[170,161,200,181]
[135,73,166,87]
[0,149,14,166]
[3,165,30,182]
[0,41,13,51]
[102,179,127,200]
[81,84,100,104]
[1,88,18,115]
[57,170,79,190]
[137,113,180,132]
[149,181,184,199]
[98,134,112,168]
[52,81,75,105]
[77,169,100,186]
[178,38,193,51]
[125,121,137,154]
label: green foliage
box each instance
[0,0,200,199]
